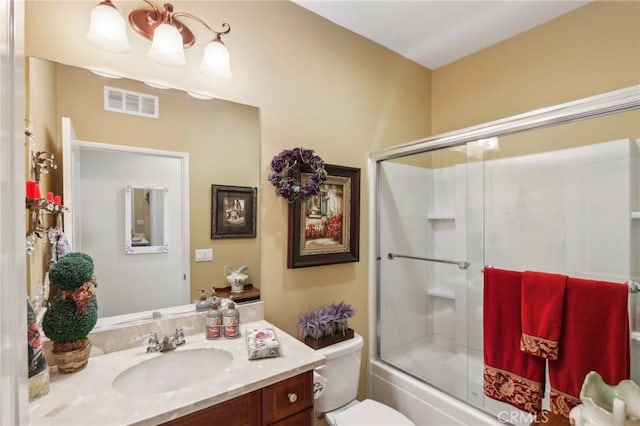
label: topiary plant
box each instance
[42,252,98,372]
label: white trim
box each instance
[72,139,188,159]
[68,140,191,316]
[1,0,28,424]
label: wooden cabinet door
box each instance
[262,371,313,425]
[269,407,313,426]
[161,390,262,426]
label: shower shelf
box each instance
[427,287,455,299]
[631,211,640,219]
[427,214,455,220]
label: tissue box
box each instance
[246,327,280,360]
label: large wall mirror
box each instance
[26,57,261,323]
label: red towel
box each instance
[520,271,568,360]
[483,268,546,414]
[549,277,630,417]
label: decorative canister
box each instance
[222,303,240,338]
[206,303,222,339]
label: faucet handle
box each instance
[174,325,194,346]
[147,333,161,352]
[132,332,161,352]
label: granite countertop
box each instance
[29,320,325,425]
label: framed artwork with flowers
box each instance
[287,164,360,268]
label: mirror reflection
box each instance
[26,57,261,323]
[124,185,168,254]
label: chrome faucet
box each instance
[133,326,193,353]
[160,334,176,352]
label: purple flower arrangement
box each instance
[297,302,356,341]
[268,147,327,202]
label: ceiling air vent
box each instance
[104,86,159,119]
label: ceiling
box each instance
[292,1,592,69]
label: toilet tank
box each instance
[314,333,364,414]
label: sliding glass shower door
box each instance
[377,144,485,403]
[376,107,640,423]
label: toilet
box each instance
[313,333,415,425]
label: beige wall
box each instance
[53,62,261,301]
[25,57,58,299]
[24,0,639,403]
[431,0,640,134]
[25,0,432,399]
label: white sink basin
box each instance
[112,348,233,394]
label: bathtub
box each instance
[370,359,501,426]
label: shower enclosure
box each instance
[371,86,640,424]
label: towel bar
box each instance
[481,266,639,293]
[387,253,470,270]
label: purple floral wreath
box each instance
[268,148,327,202]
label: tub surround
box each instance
[29,319,325,425]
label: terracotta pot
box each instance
[52,338,92,374]
[304,328,354,350]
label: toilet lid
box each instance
[334,399,415,426]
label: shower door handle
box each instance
[387,253,470,270]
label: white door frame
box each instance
[1,0,28,424]
[67,136,191,309]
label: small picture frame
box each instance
[211,185,257,239]
[288,164,360,268]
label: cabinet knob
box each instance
[287,393,298,403]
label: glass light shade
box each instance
[86,3,131,53]
[186,91,217,100]
[144,80,171,89]
[89,67,124,79]
[200,40,232,79]
[148,23,186,67]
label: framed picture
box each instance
[288,164,360,268]
[211,185,257,239]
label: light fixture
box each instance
[86,0,132,53]
[86,0,232,78]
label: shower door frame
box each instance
[368,84,640,407]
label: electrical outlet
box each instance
[195,248,213,262]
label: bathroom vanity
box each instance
[28,318,324,425]
[162,371,313,425]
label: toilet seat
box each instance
[329,399,415,425]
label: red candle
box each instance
[46,192,54,202]
[54,195,62,205]
[26,181,34,199]
[26,180,40,199]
